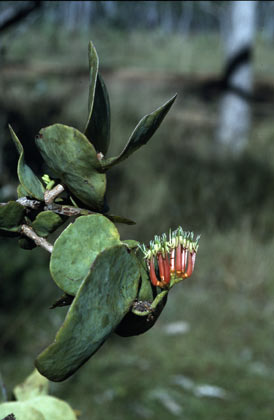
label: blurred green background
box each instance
[1,1,274,419]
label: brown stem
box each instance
[0,198,95,217]
[44,184,65,205]
[15,197,41,209]
[20,224,53,253]
[2,196,99,218]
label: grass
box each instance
[1,23,274,419]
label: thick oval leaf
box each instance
[84,41,99,137]
[50,214,121,296]
[25,396,77,420]
[0,402,45,420]
[134,250,154,302]
[123,239,140,249]
[36,245,140,381]
[0,201,25,231]
[17,184,29,198]
[14,369,48,402]
[32,211,63,237]
[50,293,74,309]
[116,290,168,337]
[35,124,106,211]
[101,94,177,170]
[9,125,45,200]
[106,214,136,225]
[85,73,111,156]
[116,249,168,337]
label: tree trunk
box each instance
[217,1,257,154]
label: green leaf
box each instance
[116,249,168,337]
[18,237,36,250]
[36,245,140,381]
[32,211,63,237]
[25,397,77,420]
[17,184,29,198]
[85,73,111,156]
[116,290,168,337]
[123,239,140,249]
[84,42,111,155]
[35,124,106,211]
[106,214,136,225]
[0,201,25,232]
[101,94,177,170]
[0,397,76,420]
[13,369,49,402]
[134,249,154,302]
[84,41,99,137]
[50,294,74,309]
[9,125,45,200]
[0,402,45,420]
[50,214,121,296]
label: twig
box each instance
[16,197,41,209]
[20,224,53,253]
[46,203,95,217]
[1,198,94,217]
[44,184,65,205]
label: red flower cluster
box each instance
[140,227,200,288]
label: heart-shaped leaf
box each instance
[32,211,63,237]
[35,124,106,211]
[101,94,177,170]
[0,402,45,420]
[50,214,121,296]
[36,245,140,381]
[9,125,45,200]
[13,369,49,402]
[25,397,77,420]
[0,201,25,232]
[0,397,76,420]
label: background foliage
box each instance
[1,2,274,419]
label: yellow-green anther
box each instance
[189,242,193,253]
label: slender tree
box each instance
[217,1,257,153]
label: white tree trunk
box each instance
[217,1,257,154]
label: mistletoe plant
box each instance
[0,41,200,383]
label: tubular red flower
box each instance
[140,226,200,287]
[163,255,171,284]
[182,247,187,273]
[157,253,165,282]
[149,256,160,287]
[191,252,197,271]
[170,248,175,274]
[175,243,182,274]
[184,252,193,278]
